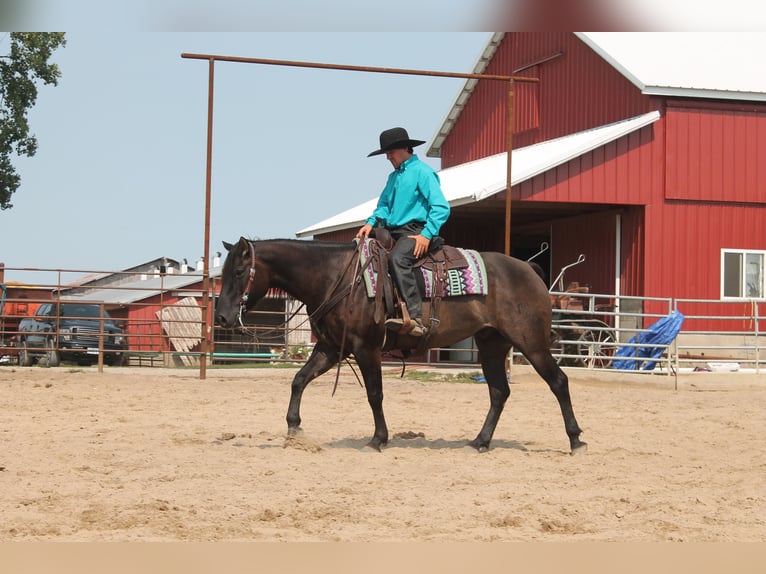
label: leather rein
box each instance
[235,241,369,392]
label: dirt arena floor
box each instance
[1,363,764,542]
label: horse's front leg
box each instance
[286,341,342,435]
[353,348,388,451]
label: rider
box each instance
[356,127,451,337]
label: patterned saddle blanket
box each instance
[359,238,488,299]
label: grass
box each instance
[401,369,482,383]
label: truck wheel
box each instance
[44,338,61,367]
[106,353,125,367]
[19,340,33,367]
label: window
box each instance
[721,249,765,299]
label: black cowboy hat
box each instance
[367,127,426,157]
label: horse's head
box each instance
[215,237,269,328]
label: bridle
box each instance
[233,239,307,336]
[228,238,368,392]
[237,240,258,327]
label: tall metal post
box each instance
[504,79,515,256]
[200,58,215,380]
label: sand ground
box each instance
[1,363,764,542]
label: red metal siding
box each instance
[440,33,651,168]
[514,121,659,205]
[644,201,766,300]
[665,102,766,202]
[316,229,356,243]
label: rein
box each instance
[332,239,365,396]
[237,240,258,328]
[234,240,367,386]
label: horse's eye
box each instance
[234,267,245,278]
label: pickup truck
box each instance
[18,302,126,367]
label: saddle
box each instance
[366,228,471,332]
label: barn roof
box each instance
[577,32,766,100]
[59,267,222,306]
[296,111,660,238]
[428,32,766,158]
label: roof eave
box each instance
[642,85,766,102]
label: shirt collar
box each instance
[397,154,418,172]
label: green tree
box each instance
[0,32,66,210]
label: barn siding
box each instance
[514,121,659,205]
[440,32,651,168]
[665,101,766,202]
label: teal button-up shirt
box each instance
[365,155,450,240]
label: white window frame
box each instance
[720,248,766,300]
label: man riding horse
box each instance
[355,127,451,338]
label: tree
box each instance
[0,32,66,210]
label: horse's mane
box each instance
[249,237,356,255]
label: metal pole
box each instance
[200,57,215,381]
[504,79,515,256]
[503,79,515,375]
[181,53,539,85]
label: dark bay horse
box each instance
[216,237,586,454]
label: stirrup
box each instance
[407,318,427,337]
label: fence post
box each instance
[97,303,105,373]
[754,300,761,375]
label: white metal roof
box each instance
[577,32,766,101]
[296,111,660,238]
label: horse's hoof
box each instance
[287,426,303,437]
[570,442,588,456]
[466,440,490,453]
[363,442,383,453]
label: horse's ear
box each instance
[238,237,250,258]
[222,241,234,252]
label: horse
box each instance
[215,237,586,454]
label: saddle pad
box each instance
[360,239,488,299]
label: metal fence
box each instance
[2,265,765,374]
[0,265,314,371]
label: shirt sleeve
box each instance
[419,170,450,240]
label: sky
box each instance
[0,32,490,283]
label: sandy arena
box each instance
[0,363,764,542]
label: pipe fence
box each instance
[2,265,765,375]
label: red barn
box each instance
[299,32,766,334]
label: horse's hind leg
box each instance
[525,347,587,454]
[286,341,342,435]
[469,332,512,452]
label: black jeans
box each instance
[387,222,425,319]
